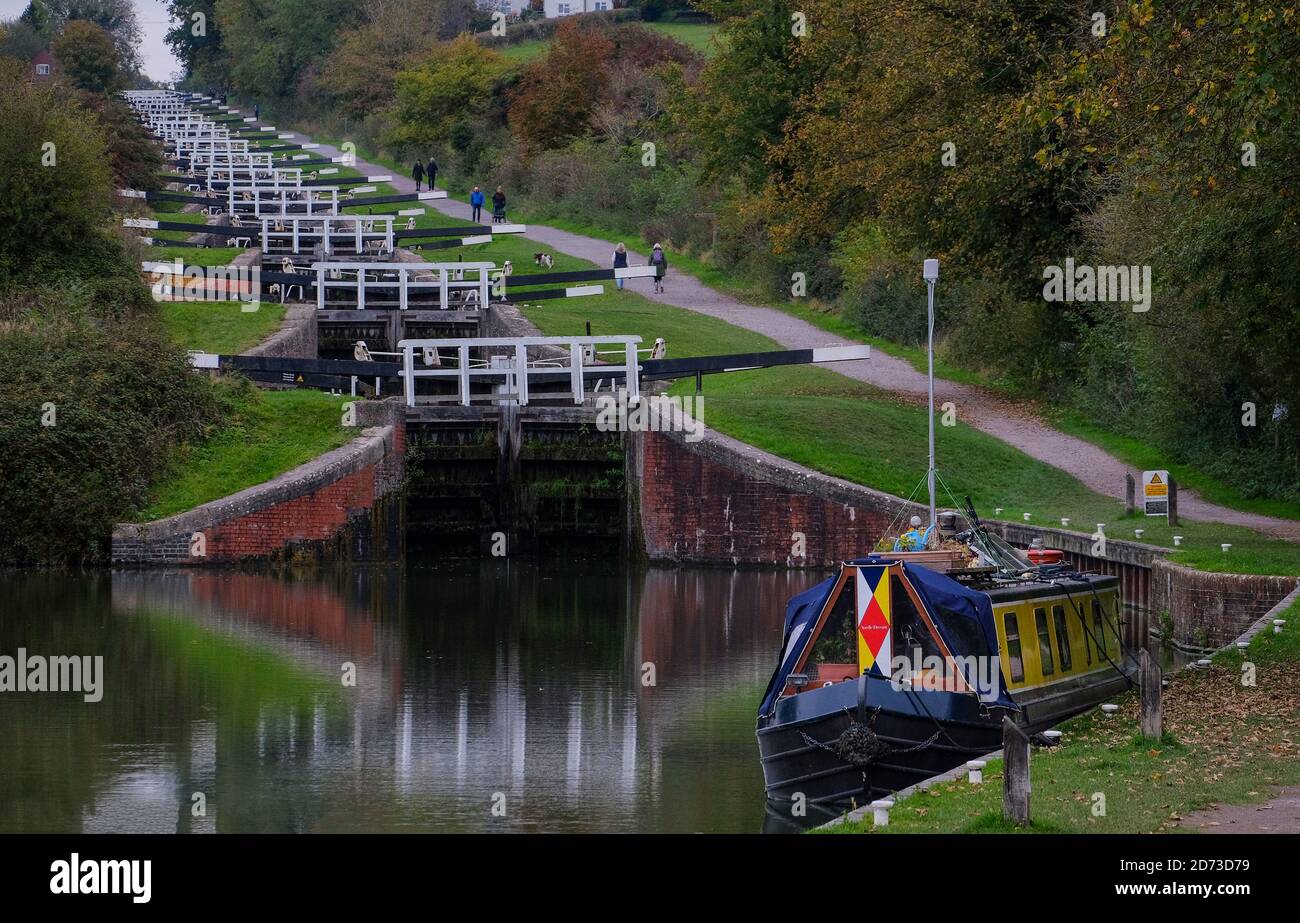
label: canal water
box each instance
[0,560,823,833]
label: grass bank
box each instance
[822,609,1300,833]
[159,299,285,355]
[137,385,352,521]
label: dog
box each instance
[533,252,554,269]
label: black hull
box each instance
[757,664,1139,823]
[757,702,1002,819]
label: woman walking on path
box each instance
[492,187,507,223]
[411,161,425,192]
[426,156,438,191]
[649,243,667,293]
[470,186,485,223]
[613,242,628,290]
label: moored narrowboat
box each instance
[757,505,1138,825]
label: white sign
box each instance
[1142,470,1169,517]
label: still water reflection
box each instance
[0,560,823,833]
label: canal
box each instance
[0,560,823,833]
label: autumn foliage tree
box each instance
[508,19,615,155]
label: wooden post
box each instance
[1125,473,1136,515]
[1140,648,1163,739]
[1168,476,1179,526]
[1002,717,1031,827]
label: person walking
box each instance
[470,186,485,223]
[649,243,667,293]
[426,156,439,192]
[411,160,425,192]
[492,186,507,224]
[613,242,628,291]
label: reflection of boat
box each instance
[756,500,1138,818]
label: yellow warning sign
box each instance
[1142,470,1170,517]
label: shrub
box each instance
[0,294,223,566]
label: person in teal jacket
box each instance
[470,186,485,223]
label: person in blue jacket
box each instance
[470,186,485,223]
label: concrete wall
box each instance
[1150,558,1299,651]
[112,400,405,567]
[243,303,318,359]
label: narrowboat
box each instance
[757,503,1139,824]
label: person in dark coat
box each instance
[649,243,667,293]
[470,186,485,223]
[426,156,438,191]
[492,187,506,223]
[612,242,628,291]
[411,161,425,192]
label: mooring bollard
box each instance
[1002,718,1031,826]
[966,760,986,784]
[1101,703,1119,716]
[1134,529,1144,539]
[1060,518,1070,527]
[1237,641,1250,649]
[871,799,894,827]
[1221,543,1232,552]
[1041,729,1063,745]
[994,507,1003,515]
[1173,535,1183,546]
[1140,649,1162,740]
[1197,658,1212,668]
[1274,619,1287,635]
[1023,512,1031,521]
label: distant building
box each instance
[476,0,530,15]
[32,49,56,80]
[543,0,612,17]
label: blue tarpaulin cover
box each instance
[757,560,1014,717]
[757,575,836,718]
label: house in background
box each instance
[543,0,612,17]
[32,49,56,80]
[476,0,530,16]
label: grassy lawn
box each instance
[137,387,354,521]
[1049,407,1300,522]
[822,610,1300,833]
[159,299,286,354]
[486,20,720,65]
[148,246,243,266]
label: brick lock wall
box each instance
[112,409,405,566]
[636,429,920,567]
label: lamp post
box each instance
[923,258,939,529]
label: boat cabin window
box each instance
[891,575,941,665]
[1052,605,1072,672]
[1034,607,1054,676]
[1003,612,1025,683]
[807,579,856,678]
[1092,600,1106,657]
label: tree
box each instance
[44,0,142,70]
[508,19,615,155]
[0,58,117,283]
[52,19,121,93]
[165,0,226,90]
[390,35,509,151]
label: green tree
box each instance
[52,19,122,93]
[390,35,509,152]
